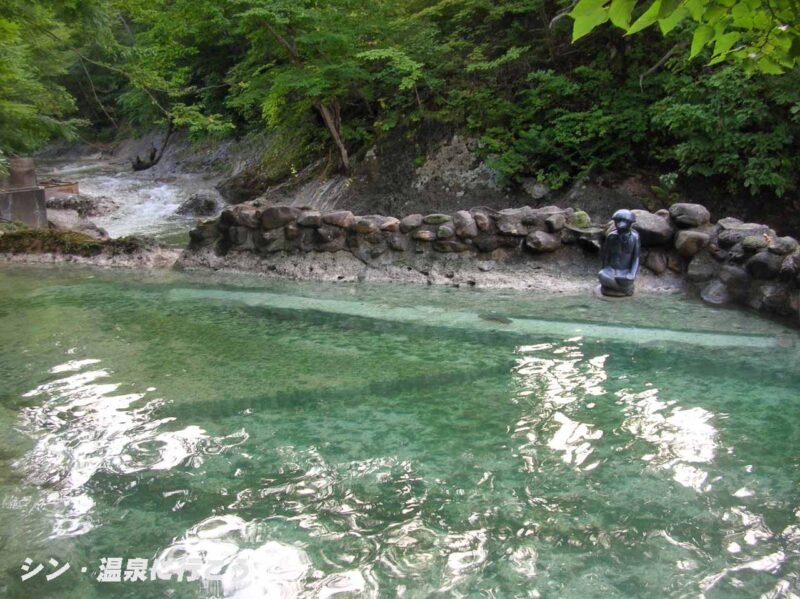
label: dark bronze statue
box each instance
[598,209,640,297]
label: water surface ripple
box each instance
[0,265,798,598]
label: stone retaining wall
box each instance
[188,201,800,323]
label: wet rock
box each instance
[470,209,495,232]
[47,209,109,240]
[768,236,798,256]
[717,222,771,248]
[742,235,769,253]
[412,228,436,242]
[669,203,710,228]
[474,233,520,252]
[453,210,478,238]
[352,217,381,235]
[258,228,286,253]
[687,251,718,282]
[232,204,261,228]
[379,217,401,232]
[262,206,301,230]
[228,226,255,250]
[496,208,530,236]
[387,233,409,251]
[434,240,471,252]
[719,264,750,298]
[631,209,675,246]
[188,219,219,246]
[400,213,424,232]
[752,284,792,314]
[477,260,496,272]
[423,213,452,225]
[780,254,800,282]
[176,193,218,216]
[644,250,667,275]
[297,210,322,227]
[315,225,343,244]
[525,230,561,253]
[322,210,355,229]
[746,251,783,279]
[701,279,732,305]
[437,223,456,239]
[545,213,566,233]
[284,222,301,241]
[675,230,710,258]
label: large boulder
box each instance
[231,204,261,228]
[631,210,675,246]
[423,213,451,225]
[470,209,495,232]
[780,254,800,282]
[644,250,667,275]
[261,206,301,230]
[496,208,532,236]
[768,236,798,256]
[400,213,424,232]
[701,280,732,306]
[716,219,772,248]
[297,210,322,228]
[176,193,219,216]
[719,264,751,299]
[322,210,355,229]
[686,251,718,282]
[525,230,561,253]
[669,203,710,228]
[453,210,478,238]
[674,230,710,258]
[746,251,784,280]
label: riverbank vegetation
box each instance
[2,1,799,204]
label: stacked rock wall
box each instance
[188,201,800,323]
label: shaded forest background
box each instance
[2,0,799,214]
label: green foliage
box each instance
[2,0,798,206]
[569,0,800,73]
[651,66,800,195]
[0,1,85,156]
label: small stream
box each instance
[38,156,224,245]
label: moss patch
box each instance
[0,229,104,256]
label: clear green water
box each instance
[1,264,799,598]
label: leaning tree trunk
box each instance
[316,100,349,172]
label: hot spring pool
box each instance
[1,264,798,597]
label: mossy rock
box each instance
[569,210,592,229]
[742,235,769,252]
[0,221,30,237]
[0,229,104,256]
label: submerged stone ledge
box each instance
[182,201,800,324]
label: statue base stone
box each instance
[596,284,634,298]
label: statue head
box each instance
[612,209,635,233]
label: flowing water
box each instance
[1,264,799,598]
[39,158,222,244]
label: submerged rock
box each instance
[176,193,218,216]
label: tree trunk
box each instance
[316,101,350,172]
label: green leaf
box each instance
[626,0,661,35]
[570,0,610,41]
[684,0,706,21]
[658,7,687,34]
[658,0,681,18]
[712,31,741,56]
[690,24,714,57]
[608,0,636,28]
[757,56,784,73]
